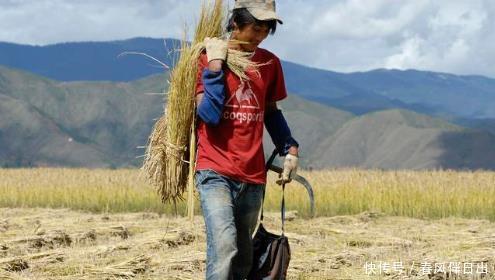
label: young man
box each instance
[195,1,298,279]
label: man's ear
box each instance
[232,22,240,33]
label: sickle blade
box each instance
[268,164,315,218]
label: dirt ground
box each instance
[0,208,494,279]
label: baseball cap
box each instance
[234,0,283,24]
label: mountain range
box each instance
[1,38,495,170]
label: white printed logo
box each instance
[225,81,260,109]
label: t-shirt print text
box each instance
[223,81,264,123]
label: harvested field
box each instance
[0,208,494,279]
[1,168,495,279]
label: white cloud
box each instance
[0,0,199,45]
[380,0,490,75]
[308,0,428,39]
[0,0,494,78]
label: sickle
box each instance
[268,164,315,218]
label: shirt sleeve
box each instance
[266,56,288,103]
[195,53,208,96]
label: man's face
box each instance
[233,23,271,52]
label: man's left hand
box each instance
[276,152,298,185]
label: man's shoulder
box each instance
[256,48,280,61]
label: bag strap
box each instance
[261,149,278,221]
[262,148,287,235]
[281,182,286,235]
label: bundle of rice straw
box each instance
[86,254,151,278]
[142,0,262,219]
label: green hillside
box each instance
[313,109,495,170]
[2,65,495,170]
[0,66,166,167]
[270,95,354,167]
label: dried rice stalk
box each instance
[0,251,64,272]
[8,230,72,248]
[86,254,150,278]
[0,258,28,272]
[0,271,30,280]
[142,115,168,199]
[191,43,267,81]
[94,245,130,258]
[142,0,269,207]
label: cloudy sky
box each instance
[1,0,494,78]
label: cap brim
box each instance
[247,8,283,24]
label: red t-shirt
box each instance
[195,48,287,184]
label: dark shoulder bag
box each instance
[248,150,291,280]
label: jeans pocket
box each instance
[194,169,213,189]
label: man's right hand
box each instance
[204,37,228,63]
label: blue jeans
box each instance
[195,169,264,280]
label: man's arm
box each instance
[265,101,299,184]
[265,101,277,114]
[264,101,299,156]
[195,40,227,125]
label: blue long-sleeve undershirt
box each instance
[196,69,225,126]
[264,109,299,156]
